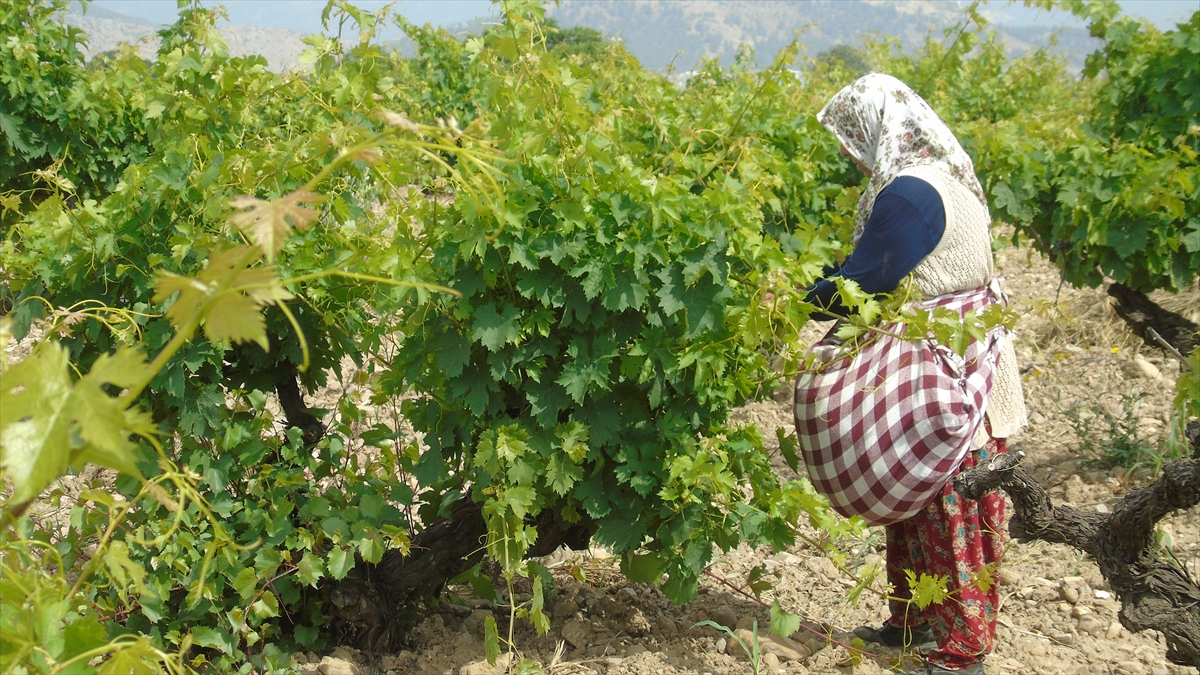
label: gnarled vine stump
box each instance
[955,422,1200,666]
[322,500,593,651]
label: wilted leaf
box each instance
[229,190,323,261]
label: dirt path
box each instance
[304,241,1200,675]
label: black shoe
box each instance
[902,663,985,674]
[852,621,934,648]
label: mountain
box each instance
[546,0,1099,71]
[59,0,1100,75]
[63,2,309,72]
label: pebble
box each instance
[550,597,579,619]
[714,637,727,653]
[1133,355,1162,381]
[710,607,739,630]
[999,567,1021,585]
[561,619,592,649]
[625,607,652,636]
[459,653,511,675]
[806,556,840,581]
[761,652,782,674]
[1106,621,1123,640]
[317,657,360,675]
[1061,585,1080,604]
[1116,660,1147,675]
[726,629,810,661]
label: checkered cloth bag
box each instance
[793,285,1003,526]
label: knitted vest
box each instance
[898,165,1028,440]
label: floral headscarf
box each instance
[817,73,987,243]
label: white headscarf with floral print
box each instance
[817,73,987,243]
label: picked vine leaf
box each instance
[0,343,153,503]
[228,189,323,261]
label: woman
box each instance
[804,74,1028,675]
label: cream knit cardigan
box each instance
[899,165,1029,441]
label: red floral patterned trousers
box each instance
[885,437,1007,670]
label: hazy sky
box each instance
[85,0,1198,35]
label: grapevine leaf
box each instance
[296,551,325,587]
[907,570,950,610]
[0,344,152,502]
[848,562,880,606]
[233,567,259,601]
[229,189,322,261]
[251,590,280,620]
[0,343,74,502]
[98,639,163,675]
[621,551,665,584]
[190,626,236,655]
[973,562,997,594]
[746,564,774,598]
[203,291,268,349]
[484,615,500,665]
[776,428,799,473]
[769,599,800,639]
[545,454,583,495]
[529,574,551,635]
[472,303,521,352]
[62,615,108,662]
[327,546,354,581]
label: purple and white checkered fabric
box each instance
[793,286,1002,526]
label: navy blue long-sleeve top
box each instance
[806,176,946,320]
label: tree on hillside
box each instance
[543,17,607,58]
[816,44,870,77]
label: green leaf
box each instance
[62,615,108,662]
[545,455,583,495]
[776,428,799,473]
[0,343,74,502]
[233,567,259,602]
[472,303,522,352]
[622,551,666,584]
[296,551,325,587]
[203,291,268,349]
[294,623,319,647]
[251,590,280,620]
[972,562,997,594]
[746,565,774,598]
[327,546,354,581]
[529,574,551,635]
[190,626,236,654]
[769,599,800,639]
[484,615,501,665]
[907,570,951,610]
[98,638,162,675]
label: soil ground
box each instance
[298,241,1200,675]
